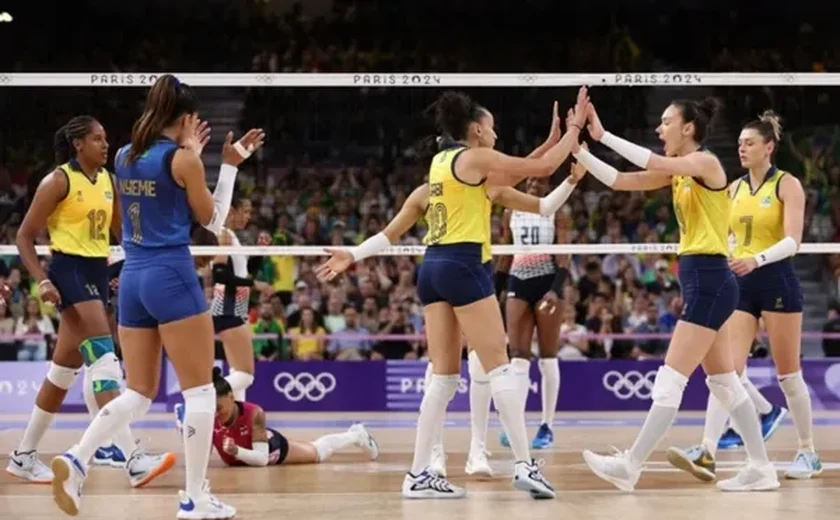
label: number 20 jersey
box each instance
[421,144,492,263]
[114,138,193,249]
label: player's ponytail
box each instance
[212,366,232,397]
[53,116,97,164]
[671,97,722,144]
[127,74,197,164]
[744,109,783,146]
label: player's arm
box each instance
[348,184,429,261]
[16,170,68,283]
[233,408,270,467]
[172,149,238,234]
[752,174,804,267]
[569,148,672,191]
[109,174,122,244]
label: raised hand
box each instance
[546,101,562,145]
[222,128,266,167]
[586,102,606,141]
[315,248,355,282]
[570,142,589,182]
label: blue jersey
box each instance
[115,138,192,250]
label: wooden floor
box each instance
[1,411,839,519]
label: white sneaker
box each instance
[582,449,641,492]
[177,480,236,519]
[513,459,555,499]
[784,449,823,480]
[716,462,780,491]
[6,450,54,483]
[349,423,379,460]
[465,444,493,478]
[51,452,87,516]
[428,444,447,477]
[401,469,465,499]
[126,449,177,488]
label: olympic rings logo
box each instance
[602,370,656,400]
[273,372,336,402]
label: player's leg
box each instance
[219,321,255,401]
[287,424,380,464]
[497,293,533,449]
[533,296,563,450]
[666,311,758,481]
[464,348,493,477]
[402,301,465,498]
[7,320,82,483]
[455,293,554,498]
[421,359,449,477]
[764,310,821,479]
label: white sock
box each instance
[510,357,531,409]
[83,370,117,449]
[701,392,731,458]
[628,365,687,467]
[18,406,55,453]
[182,384,215,499]
[740,372,772,415]
[312,431,360,462]
[538,358,560,427]
[71,390,151,464]
[225,369,254,402]
[467,351,491,450]
[112,425,138,460]
[779,371,814,451]
[423,362,445,449]
[410,374,458,474]
[709,372,769,464]
[489,364,531,462]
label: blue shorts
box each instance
[118,245,207,328]
[736,258,803,318]
[417,244,493,307]
[678,255,738,331]
[47,252,109,311]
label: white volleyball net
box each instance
[1,72,839,358]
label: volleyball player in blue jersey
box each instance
[51,75,265,519]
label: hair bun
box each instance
[212,366,224,379]
[758,110,783,141]
[697,97,723,120]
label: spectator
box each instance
[558,305,589,360]
[372,303,418,360]
[824,302,840,357]
[329,306,372,361]
[289,308,326,361]
[0,299,16,361]
[15,297,54,361]
[252,302,288,361]
[632,301,667,359]
[358,296,381,333]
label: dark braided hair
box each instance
[212,366,232,397]
[127,74,197,164]
[53,116,98,164]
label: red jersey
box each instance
[213,401,260,466]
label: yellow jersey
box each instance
[729,167,788,259]
[422,146,492,263]
[47,162,114,258]
[671,173,730,256]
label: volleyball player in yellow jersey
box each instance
[572,97,779,492]
[8,116,175,488]
[667,110,821,481]
[318,88,590,499]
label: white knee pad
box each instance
[422,374,459,407]
[468,350,489,384]
[651,365,688,409]
[88,352,124,387]
[46,363,80,390]
[706,371,749,412]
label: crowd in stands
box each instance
[1,1,838,362]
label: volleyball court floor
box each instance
[1,411,838,519]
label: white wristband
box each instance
[538,178,576,216]
[352,232,391,261]
[601,131,652,169]
[572,149,618,187]
[754,236,798,267]
[233,141,255,159]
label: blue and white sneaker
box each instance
[718,405,787,450]
[784,449,823,480]
[51,451,87,516]
[531,423,554,450]
[92,444,127,468]
[174,403,185,434]
[513,459,555,499]
[401,469,465,499]
[177,480,236,519]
